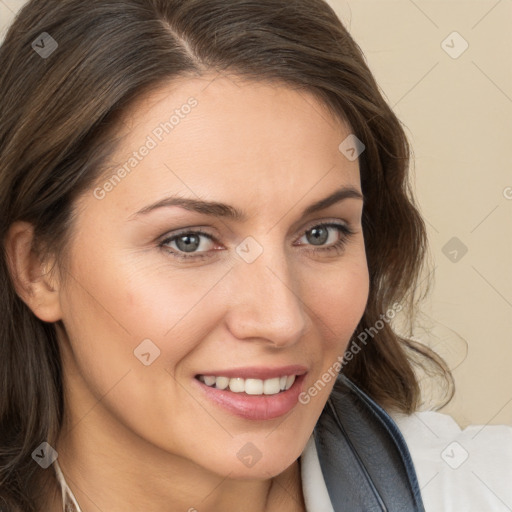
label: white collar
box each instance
[300,433,335,512]
[53,434,334,512]
[53,458,82,512]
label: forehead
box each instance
[88,74,361,219]
[117,74,354,160]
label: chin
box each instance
[199,434,305,480]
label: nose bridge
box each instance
[228,241,307,345]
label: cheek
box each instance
[295,259,369,412]
[57,249,221,448]
[308,257,370,352]
[62,239,226,347]
[115,263,237,375]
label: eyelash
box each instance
[158,222,356,262]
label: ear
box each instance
[4,221,63,323]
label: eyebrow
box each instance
[129,186,363,222]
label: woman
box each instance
[0,0,453,510]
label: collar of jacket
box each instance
[313,374,425,512]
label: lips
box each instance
[192,365,308,420]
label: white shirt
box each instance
[390,410,512,512]
[53,433,335,512]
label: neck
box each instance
[52,406,305,512]
[53,441,304,512]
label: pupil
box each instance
[307,226,328,245]
[176,234,200,252]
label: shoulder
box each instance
[389,409,512,512]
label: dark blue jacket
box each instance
[314,374,425,511]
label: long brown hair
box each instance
[0,0,452,509]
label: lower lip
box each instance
[193,374,306,421]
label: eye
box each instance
[159,222,356,262]
[159,229,219,260]
[295,222,355,256]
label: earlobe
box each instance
[4,221,63,323]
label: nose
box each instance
[224,249,307,348]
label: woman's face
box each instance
[56,75,369,479]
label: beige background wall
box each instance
[1,0,511,427]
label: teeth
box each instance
[203,376,216,386]
[198,374,296,395]
[229,377,245,393]
[285,375,295,390]
[215,376,229,390]
[263,377,280,395]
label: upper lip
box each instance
[195,365,308,380]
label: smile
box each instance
[196,375,296,395]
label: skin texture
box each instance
[6,74,369,511]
